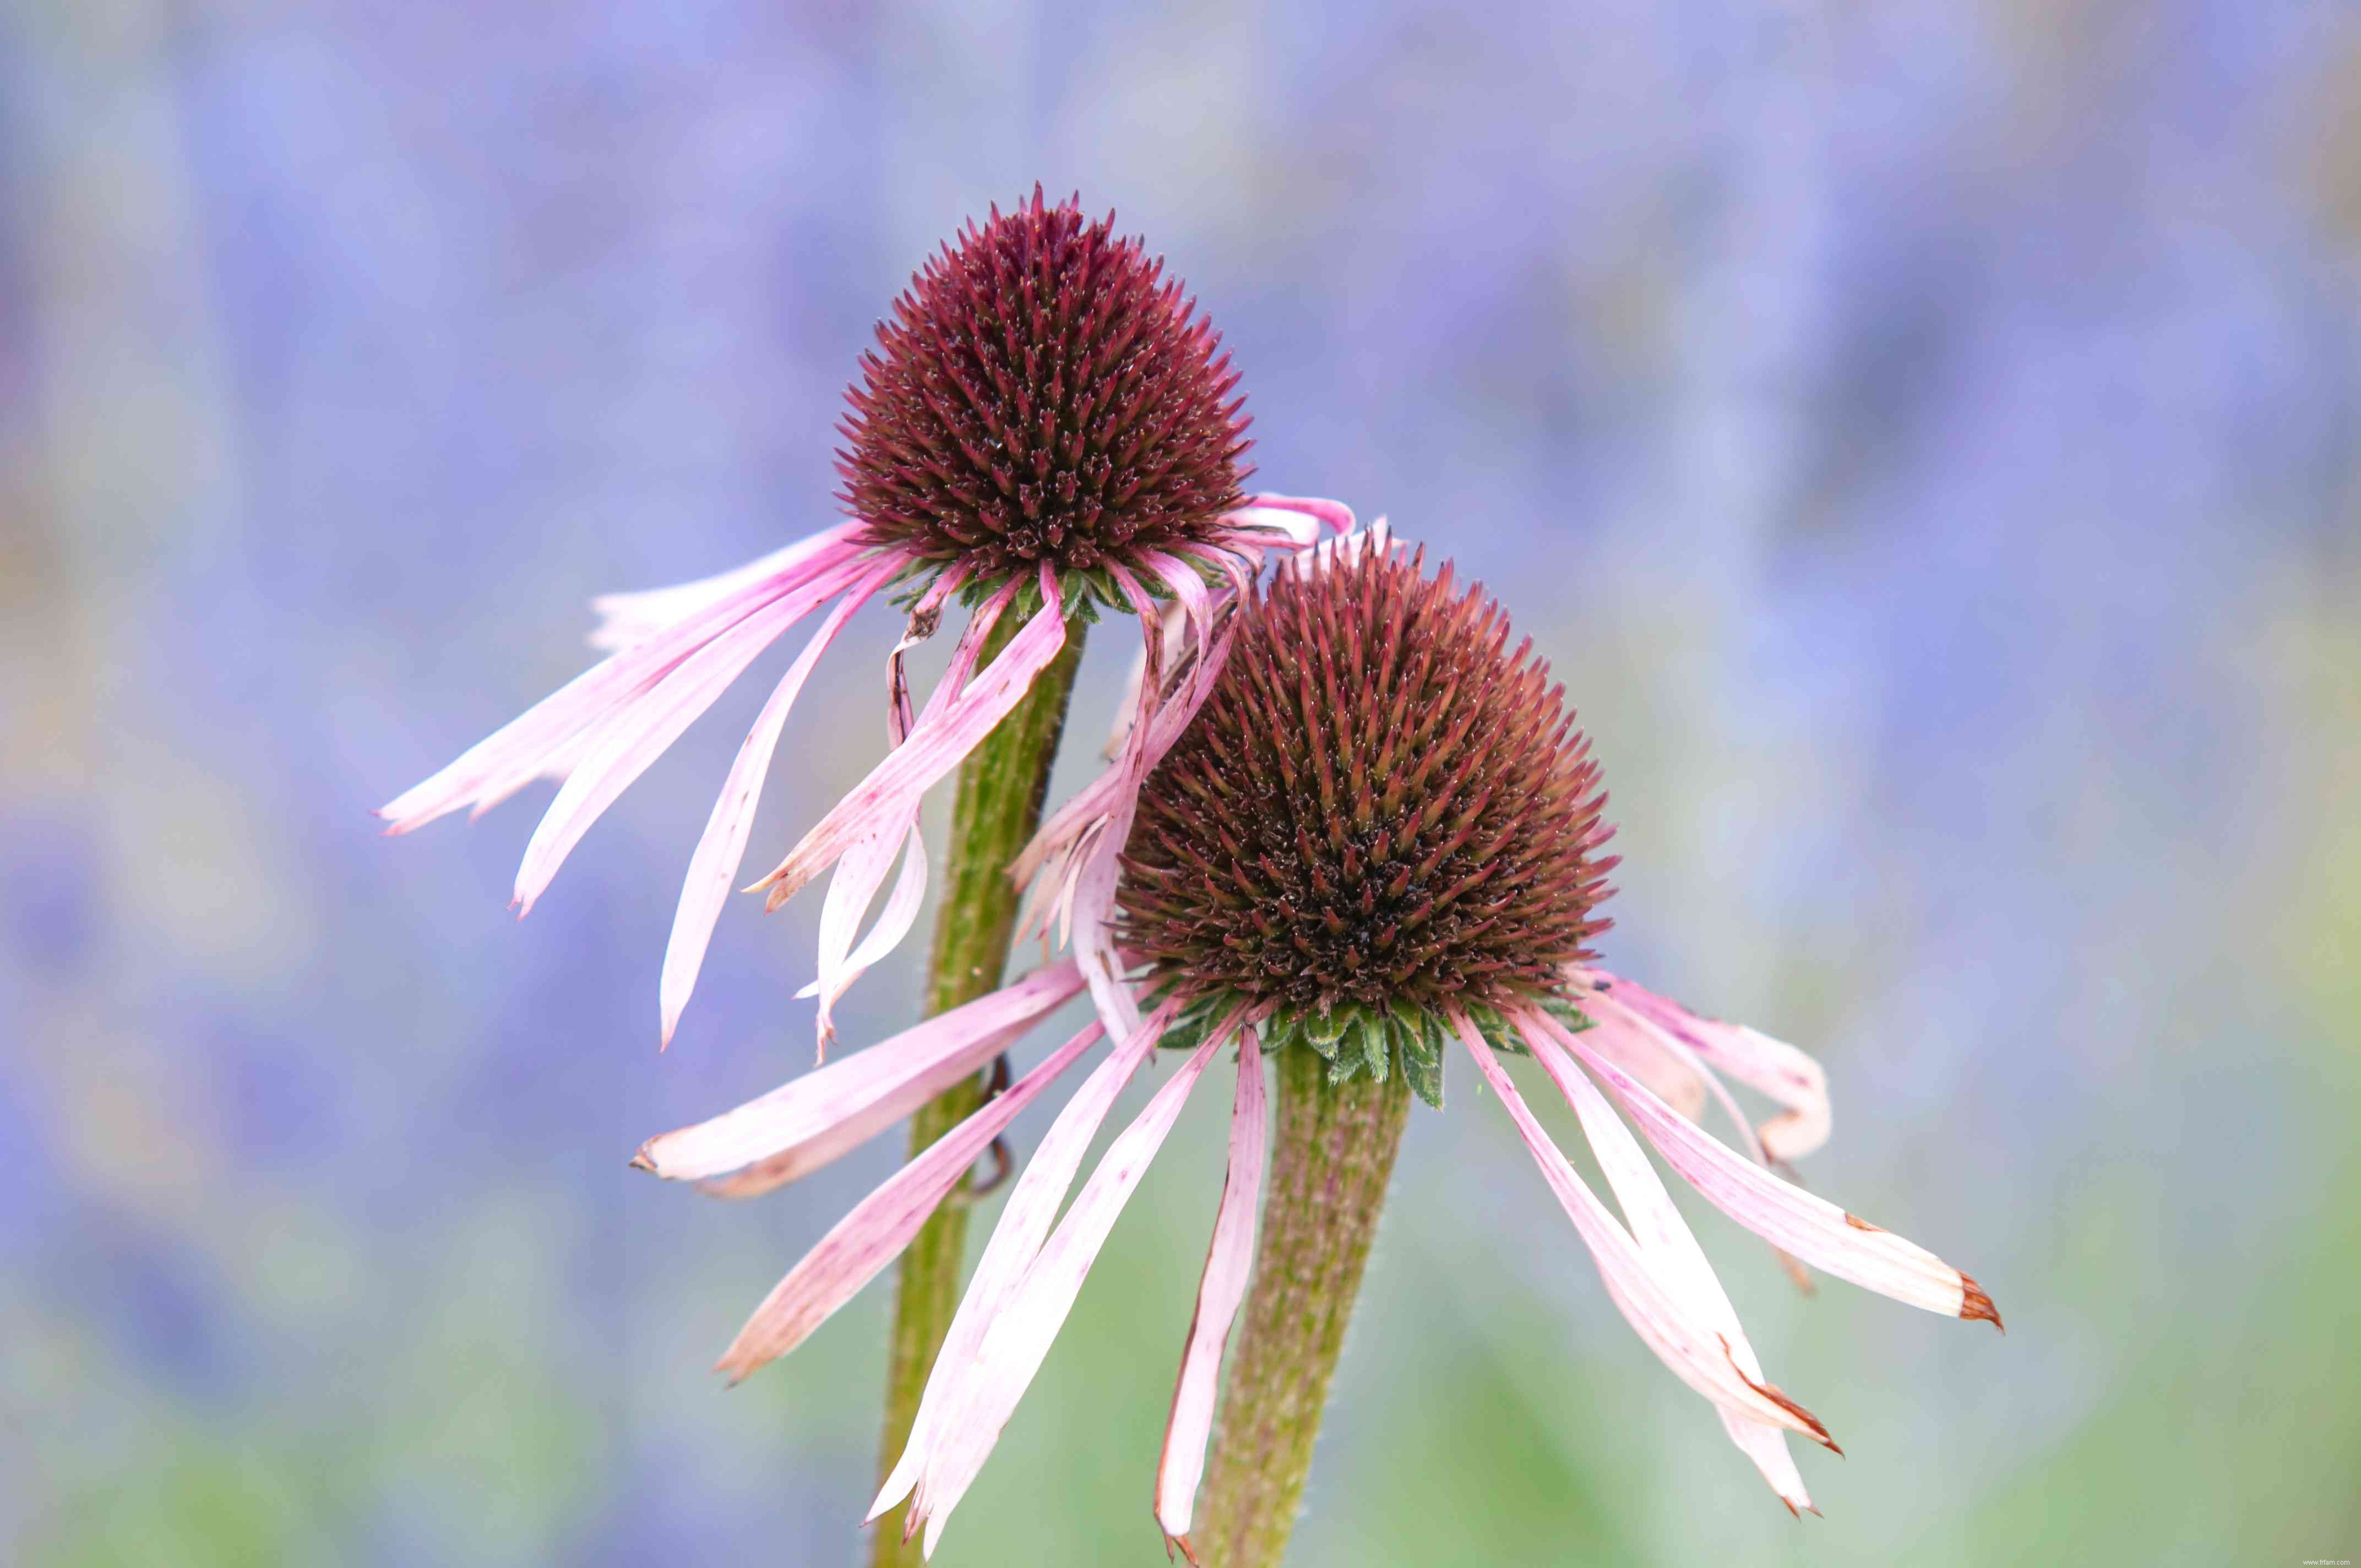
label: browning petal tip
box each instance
[1960,1273,2004,1332]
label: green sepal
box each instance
[1150,983,1591,1115]
[1347,1008,1389,1085]
[1299,1004,1351,1061]
[1397,1015,1445,1108]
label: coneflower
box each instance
[633,529,1998,1561]
[376,188,1348,1048]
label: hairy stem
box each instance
[869,610,1084,1568]
[1194,1047,1412,1567]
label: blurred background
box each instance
[5,1,2358,1564]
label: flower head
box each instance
[1119,540,1616,1095]
[377,192,1346,1050]
[841,187,1251,594]
[637,526,1998,1555]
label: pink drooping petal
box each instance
[912,1022,1227,1556]
[1137,549,1214,657]
[1595,973,1832,1161]
[1530,1008,1996,1326]
[1515,1011,1814,1513]
[711,1019,1107,1382]
[587,526,860,651]
[872,996,1182,1524]
[689,1012,1040,1202]
[1011,610,1223,905]
[632,961,1084,1183]
[1573,982,1767,1158]
[752,571,1067,913]
[512,591,814,914]
[1103,600,1188,760]
[1156,1026,1269,1544]
[1554,991,1710,1124]
[379,526,876,835]
[515,549,886,916]
[801,813,917,1043]
[1058,568,1177,1042]
[1574,984,1820,1293]
[787,569,989,1048]
[1235,492,1357,536]
[799,819,929,1052]
[1452,1014,1837,1449]
[483,535,880,824]
[658,576,885,1047]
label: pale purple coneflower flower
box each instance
[632,532,1998,1555]
[377,189,1348,1049]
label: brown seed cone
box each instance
[837,187,1252,586]
[1117,544,1617,1022]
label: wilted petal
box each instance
[379,529,873,834]
[587,524,861,650]
[1593,973,1833,1161]
[912,1023,1230,1555]
[659,578,883,1047]
[711,1019,1106,1381]
[1530,1008,1996,1326]
[872,997,1181,1523]
[1560,996,1710,1123]
[803,819,928,1053]
[1454,1015,1836,1449]
[1516,1011,1815,1512]
[1157,1026,1269,1544]
[1103,601,1187,760]
[633,962,1084,1183]
[512,593,806,913]
[753,572,1067,912]
[1234,492,1356,537]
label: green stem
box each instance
[1194,1047,1412,1567]
[869,609,1084,1568]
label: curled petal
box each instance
[1590,972,1832,1161]
[632,961,1084,1183]
[802,818,928,1053]
[1559,993,1710,1123]
[1236,492,1356,537]
[711,1019,1106,1381]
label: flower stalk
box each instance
[871,611,1085,1568]
[1193,1045,1412,1567]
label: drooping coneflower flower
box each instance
[376,188,1349,1047]
[632,529,1998,1556]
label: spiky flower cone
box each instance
[1119,542,1618,1100]
[840,186,1253,594]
